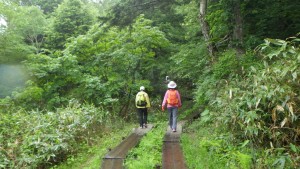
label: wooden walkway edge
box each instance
[101,124,153,169]
[162,121,187,169]
[100,110,201,169]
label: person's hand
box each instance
[162,106,165,111]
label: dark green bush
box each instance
[0,101,110,168]
[213,49,239,79]
[201,35,300,167]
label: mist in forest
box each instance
[0,64,28,97]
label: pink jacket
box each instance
[162,89,182,108]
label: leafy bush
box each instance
[182,120,252,169]
[11,80,44,109]
[199,35,300,167]
[213,49,239,79]
[0,101,109,168]
[51,123,136,169]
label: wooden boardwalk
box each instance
[162,121,187,169]
[100,110,201,169]
[101,124,153,169]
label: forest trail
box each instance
[162,121,187,169]
[101,124,154,168]
[100,121,188,169]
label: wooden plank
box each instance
[101,124,153,169]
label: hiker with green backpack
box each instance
[135,86,151,128]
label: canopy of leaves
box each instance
[22,15,170,111]
[0,2,46,63]
[19,0,63,14]
[45,0,95,50]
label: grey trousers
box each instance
[167,107,178,130]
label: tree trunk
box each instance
[199,0,216,60]
[233,2,244,56]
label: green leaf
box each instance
[292,72,297,81]
[290,143,298,153]
[240,140,250,148]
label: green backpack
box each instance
[136,93,147,106]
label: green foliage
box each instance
[199,35,300,167]
[206,3,230,41]
[12,81,43,109]
[168,0,209,94]
[124,122,165,168]
[243,0,300,40]
[51,123,135,169]
[13,6,47,51]
[194,71,216,105]
[0,2,39,63]
[198,109,213,123]
[46,0,95,50]
[0,102,109,168]
[24,53,81,109]
[106,0,186,45]
[20,14,170,115]
[254,147,297,169]
[213,49,239,79]
[2,0,300,168]
[182,120,252,169]
[170,41,208,80]
[20,0,63,14]
[174,0,200,41]
[202,0,300,50]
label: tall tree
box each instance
[20,0,63,14]
[0,2,44,63]
[15,6,47,53]
[199,0,216,59]
[46,0,95,50]
[231,0,244,55]
[243,0,300,41]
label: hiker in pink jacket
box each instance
[161,81,182,132]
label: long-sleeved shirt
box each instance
[135,91,151,108]
[161,89,182,108]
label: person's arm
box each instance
[162,90,168,108]
[135,93,138,107]
[177,90,182,107]
[145,93,151,108]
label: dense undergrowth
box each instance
[0,100,129,168]
[182,113,298,169]
[189,35,300,168]
[51,123,135,169]
[182,118,252,169]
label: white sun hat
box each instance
[167,81,177,88]
[140,86,145,91]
